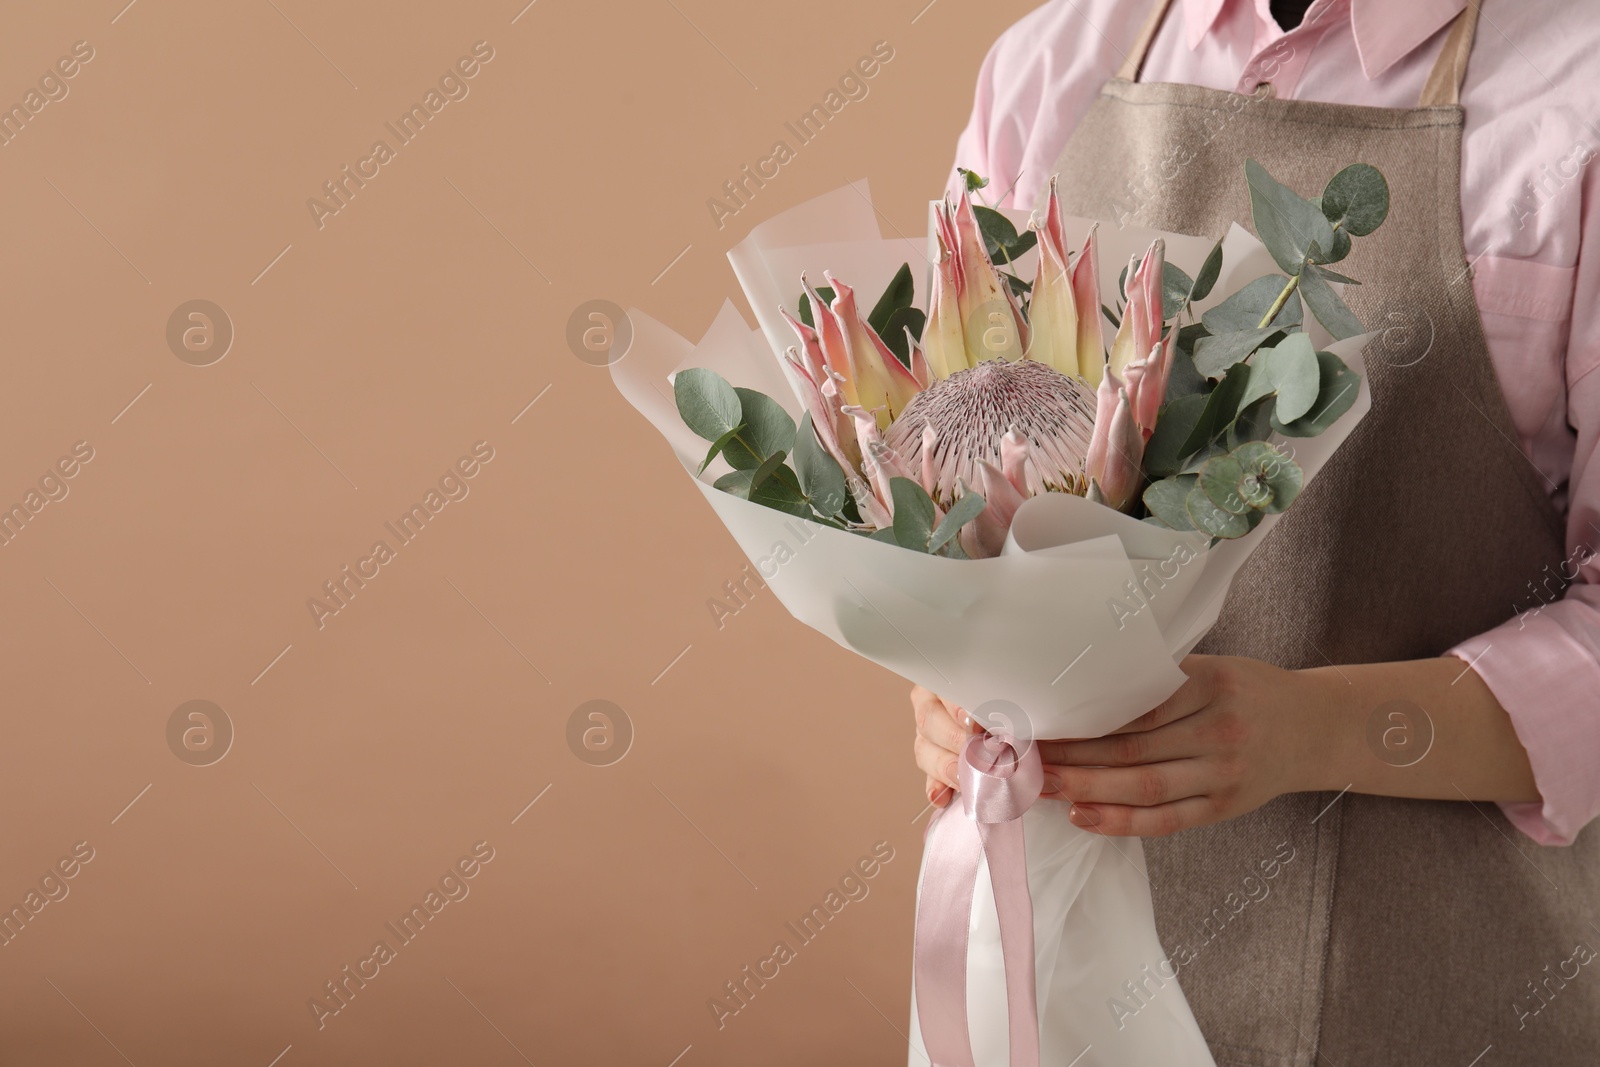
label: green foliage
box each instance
[686,159,1385,554]
[868,263,916,338]
[1145,439,1301,539]
[797,285,836,329]
[1246,158,1335,277]
[974,206,1039,265]
[886,477,986,556]
[930,491,986,555]
[674,368,742,441]
[722,388,795,469]
[679,369,849,528]
[1321,163,1390,236]
[1243,159,1390,338]
[881,306,927,366]
[792,413,847,516]
[1189,239,1225,303]
[1160,263,1195,321]
[1297,264,1364,340]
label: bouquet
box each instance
[612,160,1386,1066]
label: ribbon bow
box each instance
[914,731,1044,1067]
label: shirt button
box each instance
[1251,80,1277,98]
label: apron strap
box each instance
[1115,0,1177,82]
[1417,1,1482,107]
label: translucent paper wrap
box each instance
[611,182,1370,1067]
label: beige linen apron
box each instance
[1042,3,1600,1063]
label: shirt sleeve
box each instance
[1449,237,1600,849]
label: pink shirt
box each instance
[948,0,1600,845]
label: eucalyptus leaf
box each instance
[1257,453,1304,512]
[1267,333,1321,422]
[748,449,788,492]
[1180,361,1252,454]
[1298,265,1365,340]
[722,388,797,469]
[1176,321,1210,353]
[1161,263,1195,320]
[1247,159,1336,276]
[1165,341,1209,401]
[1321,228,1352,265]
[868,527,900,543]
[1315,265,1359,285]
[1199,455,1249,514]
[1189,239,1225,302]
[749,464,813,517]
[1144,474,1199,530]
[1201,275,1302,333]
[889,477,938,552]
[1321,163,1390,236]
[674,367,743,442]
[929,491,986,554]
[1272,351,1361,437]
[1179,441,1229,474]
[975,206,1028,264]
[792,413,847,516]
[867,263,916,338]
[1143,393,1208,478]
[881,306,927,366]
[1193,327,1278,379]
[713,468,754,496]
[797,285,837,329]
[1186,484,1251,538]
[697,424,746,475]
[1227,395,1277,447]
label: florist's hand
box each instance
[1041,654,1330,837]
[911,684,981,808]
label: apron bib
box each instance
[1042,3,1600,1063]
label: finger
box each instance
[911,688,973,756]
[1107,663,1216,735]
[914,734,960,791]
[1041,759,1210,807]
[1040,720,1198,767]
[926,777,954,808]
[1068,795,1220,837]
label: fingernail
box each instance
[1041,773,1064,797]
[1069,804,1099,826]
[943,760,958,786]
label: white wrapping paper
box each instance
[611,182,1370,1067]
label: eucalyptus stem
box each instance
[1257,220,1343,330]
[1256,274,1300,330]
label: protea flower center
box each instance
[884,357,1097,505]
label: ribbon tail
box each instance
[914,803,981,1067]
[979,819,1040,1067]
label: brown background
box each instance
[0,0,1041,1063]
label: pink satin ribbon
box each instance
[914,732,1043,1067]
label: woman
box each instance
[911,0,1600,1062]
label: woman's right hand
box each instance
[911,684,983,807]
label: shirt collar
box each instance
[1181,0,1467,80]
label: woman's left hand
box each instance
[1041,654,1333,836]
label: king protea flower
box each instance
[778,174,1172,556]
